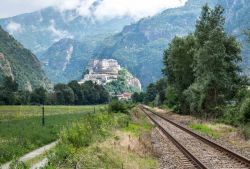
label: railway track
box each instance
[140,105,250,169]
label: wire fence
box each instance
[0,105,104,121]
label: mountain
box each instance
[0,6,134,55]
[41,0,217,86]
[0,26,50,90]
[96,0,250,87]
[39,38,95,84]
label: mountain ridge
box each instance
[0,6,135,54]
[0,26,50,90]
[96,0,250,86]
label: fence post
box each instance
[94,106,96,114]
[42,105,45,126]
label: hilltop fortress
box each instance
[79,59,142,99]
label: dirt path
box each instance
[1,141,58,169]
[30,157,49,169]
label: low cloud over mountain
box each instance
[0,0,187,20]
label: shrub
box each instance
[240,98,250,123]
[60,122,93,148]
[108,100,128,114]
[242,123,250,140]
[219,105,241,126]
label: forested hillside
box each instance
[0,26,50,90]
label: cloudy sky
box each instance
[0,0,187,19]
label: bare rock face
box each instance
[0,52,14,79]
[79,59,142,91]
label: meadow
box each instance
[0,105,104,164]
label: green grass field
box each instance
[0,105,104,164]
[0,105,103,121]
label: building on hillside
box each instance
[79,59,121,85]
[114,92,133,101]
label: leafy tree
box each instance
[54,84,75,105]
[94,84,110,104]
[68,81,84,105]
[3,76,18,92]
[31,87,47,105]
[0,76,19,105]
[18,90,31,104]
[185,5,242,115]
[105,68,141,94]
[132,92,144,103]
[143,83,157,104]
[163,35,196,112]
[153,78,168,106]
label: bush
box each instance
[242,123,250,140]
[108,100,128,114]
[60,122,93,148]
[240,98,250,123]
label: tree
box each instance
[54,84,75,105]
[31,87,47,105]
[68,81,84,105]
[185,5,242,115]
[0,76,19,105]
[3,76,18,92]
[132,92,144,103]
[154,78,168,105]
[163,35,196,112]
[143,83,157,104]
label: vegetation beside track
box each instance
[43,104,158,169]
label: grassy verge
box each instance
[188,123,221,139]
[123,116,152,137]
[0,105,104,164]
[44,109,158,169]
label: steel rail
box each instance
[140,107,208,169]
[141,105,250,168]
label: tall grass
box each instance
[47,112,130,168]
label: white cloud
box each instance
[0,0,187,20]
[93,0,187,20]
[6,22,22,34]
[55,0,188,20]
[48,20,73,41]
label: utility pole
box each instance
[42,105,45,126]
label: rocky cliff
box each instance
[79,59,142,94]
[0,26,50,90]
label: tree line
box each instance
[133,4,250,125]
[0,77,109,105]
